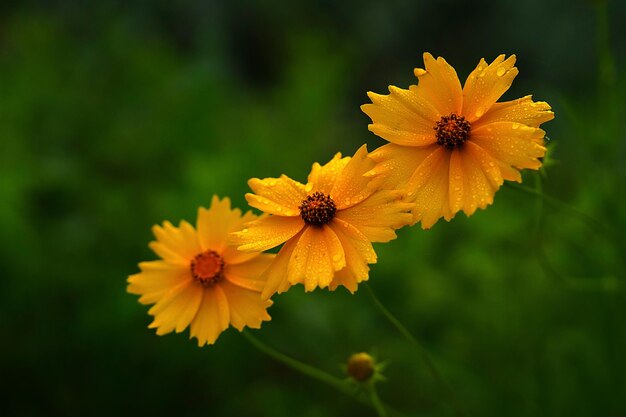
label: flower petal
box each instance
[409,52,463,116]
[224,253,274,292]
[473,95,554,128]
[362,87,438,146]
[287,226,345,291]
[462,55,518,122]
[331,145,378,209]
[261,234,301,299]
[220,280,272,331]
[150,220,201,262]
[368,143,439,190]
[196,196,255,253]
[307,152,349,194]
[127,261,191,304]
[335,190,413,242]
[246,175,308,216]
[470,121,546,173]
[328,218,376,292]
[406,147,454,229]
[189,286,230,346]
[230,215,304,252]
[148,280,203,335]
[448,147,498,217]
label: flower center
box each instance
[190,250,224,287]
[299,191,336,226]
[434,113,471,149]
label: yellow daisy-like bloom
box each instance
[127,196,274,346]
[362,53,554,229]
[231,145,413,298]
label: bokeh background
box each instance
[2,0,625,416]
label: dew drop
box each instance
[496,67,506,77]
[475,108,485,118]
[512,123,520,130]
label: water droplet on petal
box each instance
[475,108,485,118]
[496,67,506,77]
[512,123,520,130]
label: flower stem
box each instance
[241,330,409,417]
[364,283,467,417]
[505,182,617,243]
[367,383,389,417]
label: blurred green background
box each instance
[2,0,625,416]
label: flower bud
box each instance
[346,352,376,382]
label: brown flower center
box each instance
[434,113,471,149]
[190,250,224,287]
[299,191,336,226]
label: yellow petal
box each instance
[261,234,301,299]
[221,247,262,266]
[151,220,201,261]
[462,55,518,122]
[335,190,413,242]
[127,261,191,304]
[409,52,463,116]
[448,147,498,216]
[287,226,345,291]
[224,253,275,292]
[246,175,308,216]
[407,147,454,229]
[331,145,377,210]
[473,95,554,128]
[362,86,438,146]
[328,267,360,293]
[148,242,188,265]
[220,280,272,331]
[470,121,546,172]
[231,215,304,252]
[148,280,203,335]
[196,196,256,253]
[189,286,230,346]
[328,219,376,291]
[307,152,349,194]
[368,143,439,190]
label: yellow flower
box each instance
[231,145,413,298]
[361,53,554,229]
[127,196,274,346]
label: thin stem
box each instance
[523,175,624,293]
[242,330,348,392]
[242,330,410,417]
[364,283,467,417]
[505,182,620,248]
[368,384,389,417]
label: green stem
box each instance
[520,176,624,293]
[242,330,409,417]
[243,330,349,393]
[505,182,619,247]
[595,0,616,90]
[368,383,389,417]
[364,283,467,417]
